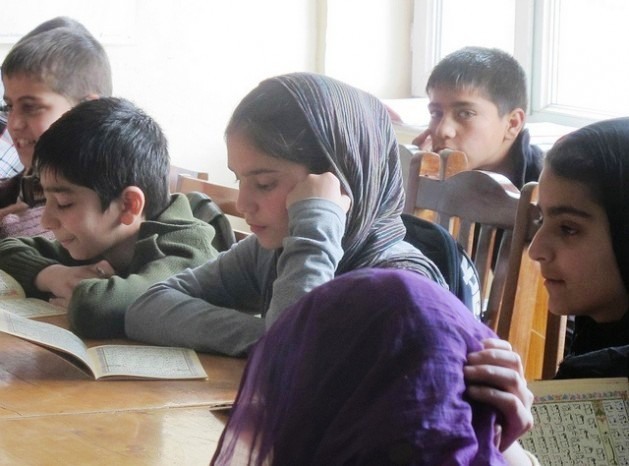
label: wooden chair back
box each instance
[401,144,468,186]
[176,175,250,241]
[403,147,561,379]
[404,170,521,320]
[169,165,208,193]
[495,182,566,380]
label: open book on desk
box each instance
[0,269,66,318]
[0,309,208,380]
[519,377,629,465]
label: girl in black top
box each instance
[529,117,629,378]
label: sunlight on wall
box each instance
[0,0,317,185]
[0,0,416,185]
[324,0,413,98]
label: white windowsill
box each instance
[382,98,576,152]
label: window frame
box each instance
[411,0,618,127]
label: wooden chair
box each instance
[495,182,566,380]
[176,174,250,241]
[405,174,564,379]
[402,145,468,222]
[400,144,468,188]
[403,151,562,379]
[168,165,208,193]
[403,170,521,326]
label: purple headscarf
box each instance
[211,268,506,465]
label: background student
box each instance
[413,46,542,189]
[528,117,629,378]
[0,97,218,338]
[0,17,111,237]
[211,268,538,465]
[126,72,446,357]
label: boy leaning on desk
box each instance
[0,97,219,339]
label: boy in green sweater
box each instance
[0,97,218,339]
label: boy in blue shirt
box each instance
[414,46,542,188]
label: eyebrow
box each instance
[231,168,281,178]
[428,100,478,110]
[543,205,593,219]
[43,186,75,195]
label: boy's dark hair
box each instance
[2,26,112,102]
[34,97,170,219]
[426,46,527,115]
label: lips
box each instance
[14,138,36,149]
[57,236,75,247]
[248,224,265,235]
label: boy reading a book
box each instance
[412,46,542,188]
[0,97,218,339]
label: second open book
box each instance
[521,377,629,465]
[0,309,208,381]
[0,269,66,318]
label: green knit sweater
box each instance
[0,194,218,338]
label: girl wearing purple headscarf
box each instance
[212,268,536,465]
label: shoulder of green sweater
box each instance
[141,193,206,230]
[158,193,194,220]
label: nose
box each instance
[433,115,456,140]
[40,203,60,231]
[7,109,26,132]
[528,224,551,263]
[235,185,256,217]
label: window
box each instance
[412,0,629,126]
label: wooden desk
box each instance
[0,315,246,465]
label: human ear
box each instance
[82,93,101,102]
[504,108,525,141]
[119,187,146,225]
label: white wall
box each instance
[324,0,413,98]
[0,0,413,185]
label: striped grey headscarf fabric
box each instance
[268,72,444,284]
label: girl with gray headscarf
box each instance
[126,72,444,356]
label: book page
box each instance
[0,298,66,318]
[0,269,25,299]
[0,310,93,372]
[520,378,629,465]
[88,345,207,380]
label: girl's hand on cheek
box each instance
[287,172,351,213]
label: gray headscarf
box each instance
[269,73,443,283]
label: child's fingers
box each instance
[481,338,513,351]
[93,260,115,278]
[467,384,534,450]
[467,341,525,376]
